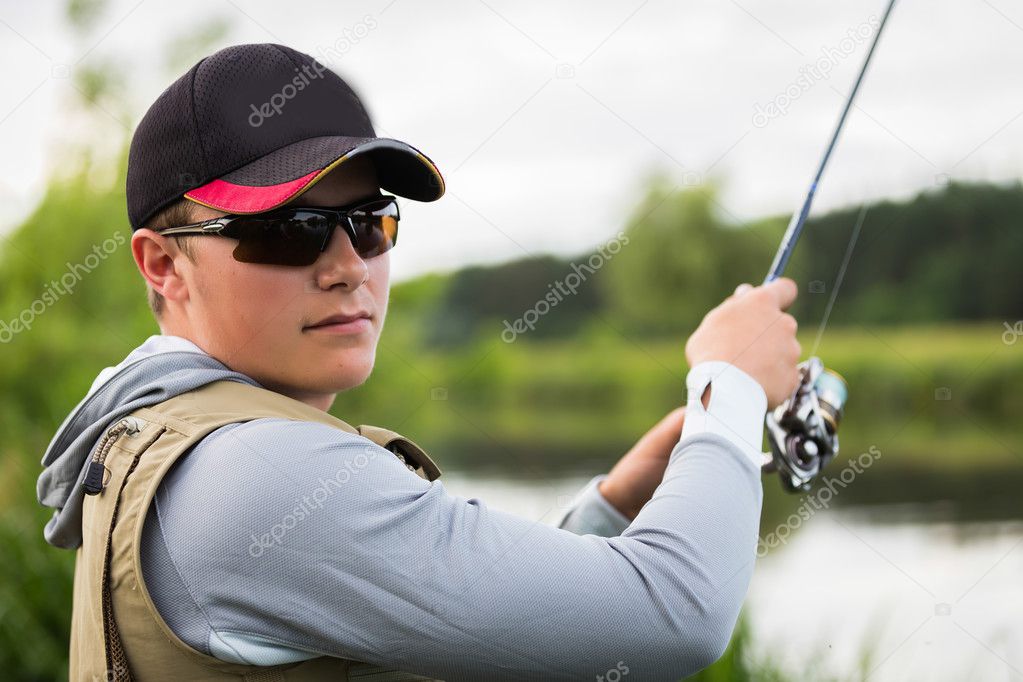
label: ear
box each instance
[131,229,191,305]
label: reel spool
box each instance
[763,357,848,492]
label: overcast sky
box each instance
[2,0,1021,282]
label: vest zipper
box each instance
[82,417,144,496]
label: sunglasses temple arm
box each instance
[157,220,226,237]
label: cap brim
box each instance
[183,136,445,214]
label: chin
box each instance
[322,355,375,392]
[327,372,371,393]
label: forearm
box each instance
[560,360,768,532]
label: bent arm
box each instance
[144,365,766,682]
[557,360,769,539]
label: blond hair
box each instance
[141,198,199,318]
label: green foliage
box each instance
[162,19,233,75]
[0,150,155,433]
[64,0,107,33]
[0,454,76,682]
[784,181,1023,324]
[72,59,127,111]
[344,320,1022,474]
[416,254,607,347]
[602,175,772,336]
[683,614,791,681]
[399,178,1023,345]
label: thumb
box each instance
[763,277,798,311]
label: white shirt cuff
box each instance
[679,360,769,472]
[555,474,632,537]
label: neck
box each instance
[266,382,337,412]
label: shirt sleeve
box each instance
[555,361,769,538]
[554,474,632,537]
[142,396,766,681]
[679,360,770,470]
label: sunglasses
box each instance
[156,195,400,266]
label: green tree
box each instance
[601,175,771,337]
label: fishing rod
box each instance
[760,0,898,492]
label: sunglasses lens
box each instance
[229,212,330,266]
[223,199,399,266]
[349,199,398,258]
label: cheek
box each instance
[237,268,307,321]
[369,256,390,316]
[200,260,305,337]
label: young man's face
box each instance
[134,156,390,412]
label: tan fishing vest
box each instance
[70,379,445,681]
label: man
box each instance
[37,43,800,681]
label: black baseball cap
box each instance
[126,43,445,231]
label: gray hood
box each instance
[36,338,262,549]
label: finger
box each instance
[733,283,753,298]
[762,277,798,311]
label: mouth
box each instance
[304,311,372,335]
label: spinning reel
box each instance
[762,357,848,492]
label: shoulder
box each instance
[155,417,422,513]
[193,417,377,463]
[141,414,436,603]
[145,417,439,551]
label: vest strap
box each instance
[358,425,442,481]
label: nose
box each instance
[311,223,369,291]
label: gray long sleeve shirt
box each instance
[49,335,769,681]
